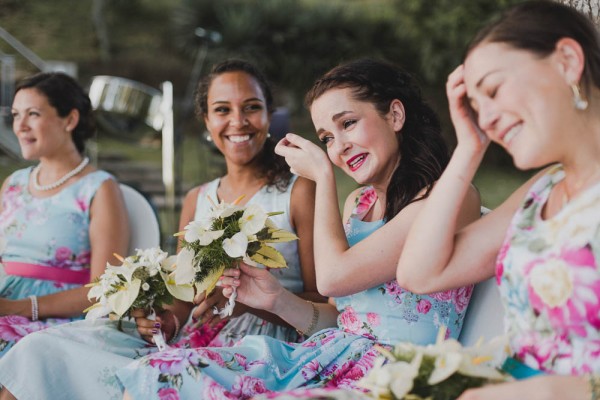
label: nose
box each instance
[477,99,499,133]
[13,115,27,133]
[229,109,248,128]
[333,135,352,157]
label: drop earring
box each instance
[570,83,589,111]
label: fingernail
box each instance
[215,280,223,287]
[154,322,161,328]
[151,329,158,335]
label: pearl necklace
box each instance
[32,157,90,191]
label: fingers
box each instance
[193,291,206,305]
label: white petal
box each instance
[174,248,196,285]
[223,232,248,258]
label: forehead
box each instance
[13,88,50,108]
[310,88,361,121]
[208,71,265,102]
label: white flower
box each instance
[142,282,150,291]
[428,351,463,384]
[223,232,248,258]
[108,278,142,317]
[239,204,268,235]
[529,259,573,307]
[210,200,242,219]
[390,352,422,398]
[174,248,196,285]
[183,220,224,245]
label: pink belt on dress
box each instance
[3,261,90,285]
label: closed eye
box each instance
[319,135,333,145]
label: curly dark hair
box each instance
[15,72,95,154]
[305,58,449,221]
[194,59,292,192]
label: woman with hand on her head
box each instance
[0,72,128,357]
[0,59,321,400]
[396,2,600,399]
[115,58,480,400]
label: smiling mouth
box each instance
[347,154,367,171]
[227,134,252,143]
[501,124,521,146]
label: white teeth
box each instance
[503,126,520,145]
[228,135,251,143]
[349,155,365,167]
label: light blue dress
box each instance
[0,167,112,357]
[115,187,473,399]
[0,176,307,400]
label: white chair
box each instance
[120,184,161,254]
[458,277,505,346]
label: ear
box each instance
[389,99,406,132]
[554,37,585,84]
[65,109,80,132]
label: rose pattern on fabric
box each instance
[498,165,600,375]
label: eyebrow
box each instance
[210,97,264,105]
[315,110,351,135]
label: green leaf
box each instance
[264,228,298,243]
[250,245,287,268]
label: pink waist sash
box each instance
[3,261,90,285]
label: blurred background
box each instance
[0,0,537,250]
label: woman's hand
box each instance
[131,308,178,345]
[458,375,590,400]
[191,289,246,326]
[219,263,285,313]
[446,64,490,155]
[274,133,331,182]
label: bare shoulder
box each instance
[290,176,316,197]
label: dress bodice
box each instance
[194,176,304,293]
[0,167,113,270]
[334,187,472,346]
[497,164,600,374]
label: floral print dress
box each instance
[115,186,472,400]
[0,167,113,357]
[497,164,600,375]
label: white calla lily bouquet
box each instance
[174,196,297,317]
[85,247,194,350]
[359,328,510,400]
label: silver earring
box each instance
[267,133,271,138]
[571,83,589,111]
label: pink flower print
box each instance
[0,315,45,341]
[202,377,239,400]
[75,196,88,212]
[384,280,403,297]
[55,247,72,262]
[354,187,377,218]
[428,289,453,302]
[75,250,91,266]
[524,246,600,336]
[157,388,179,400]
[234,353,248,369]
[366,313,380,327]
[198,349,227,367]
[453,285,473,314]
[416,299,432,314]
[495,238,511,285]
[338,307,362,333]
[148,349,202,375]
[230,375,268,398]
[301,359,321,380]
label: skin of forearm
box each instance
[270,290,338,333]
[397,146,484,292]
[312,168,351,280]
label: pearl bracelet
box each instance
[29,295,39,321]
[296,301,319,337]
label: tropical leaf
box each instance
[264,228,298,243]
[250,244,287,268]
[195,264,226,296]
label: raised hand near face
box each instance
[274,133,331,183]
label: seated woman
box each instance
[113,59,480,399]
[396,2,600,399]
[0,60,320,399]
[0,72,128,358]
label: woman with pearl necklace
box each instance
[0,71,129,359]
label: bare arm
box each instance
[276,134,482,297]
[1,179,130,319]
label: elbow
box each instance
[396,269,430,295]
[316,274,343,298]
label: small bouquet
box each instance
[85,247,194,350]
[358,328,510,400]
[174,196,297,317]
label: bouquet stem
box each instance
[214,287,237,318]
[147,308,170,352]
